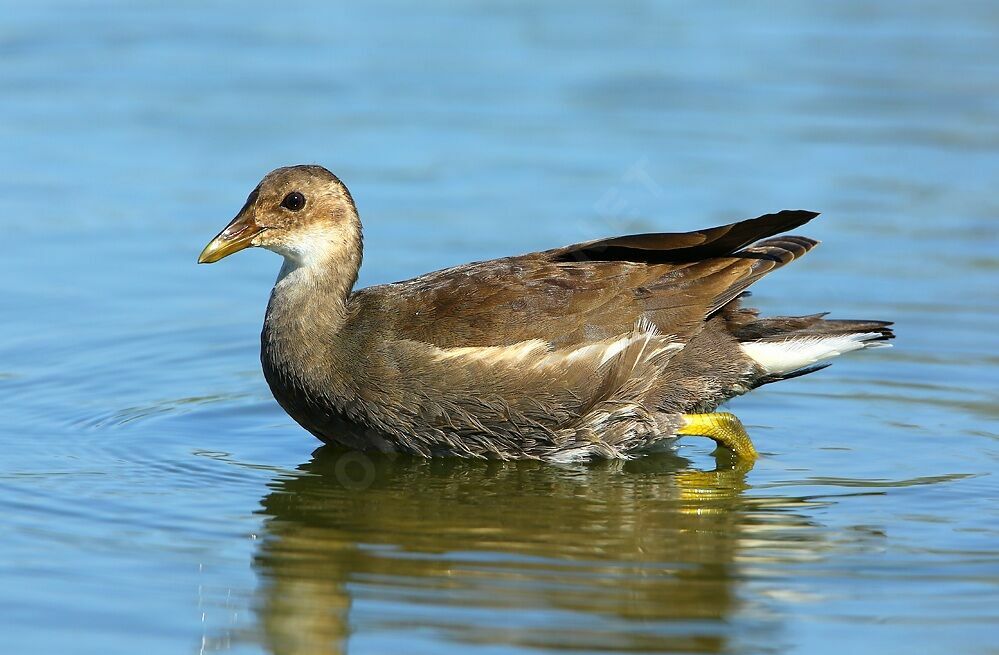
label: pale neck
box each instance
[263,230,363,360]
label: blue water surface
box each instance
[1,2,997,654]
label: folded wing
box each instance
[358,210,821,349]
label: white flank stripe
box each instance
[433,340,550,364]
[741,333,888,374]
[430,320,683,371]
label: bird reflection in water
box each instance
[252,448,820,654]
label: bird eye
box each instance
[280,191,306,211]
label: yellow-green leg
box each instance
[676,412,758,460]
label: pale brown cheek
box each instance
[253,233,281,249]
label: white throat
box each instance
[265,224,362,308]
[267,227,347,286]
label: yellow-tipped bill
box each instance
[198,212,264,264]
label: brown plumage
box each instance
[198,165,893,461]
